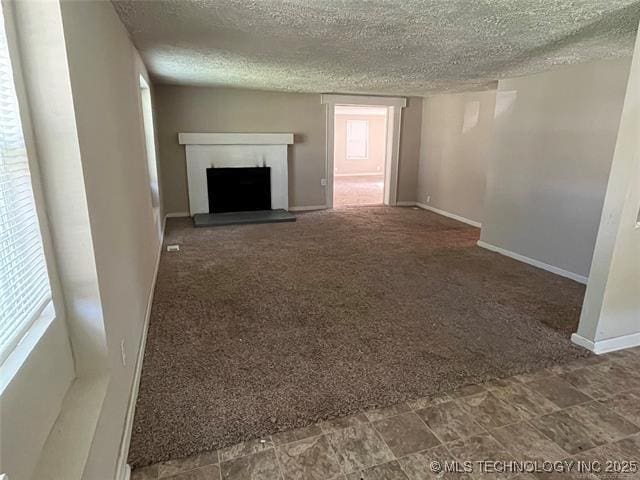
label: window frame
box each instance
[138,74,161,238]
[0,0,61,370]
[345,118,369,160]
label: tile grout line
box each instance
[323,433,352,480]
[488,418,572,461]
[156,451,222,479]
[369,416,399,464]
[274,432,345,480]
[216,449,222,480]
[412,402,486,446]
[270,443,286,480]
[523,396,640,459]
[348,419,399,476]
[218,436,275,464]
[484,377,599,460]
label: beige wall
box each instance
[397,97,422,204]
[417,90,497,223]
[156,86,326,211]
[155,87,422,212]
[334,113,386,176]
[480,58,631,279]
[60,1,162,478]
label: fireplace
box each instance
[207,166,271,213]
[180,133,296,227]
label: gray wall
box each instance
[417,90,497,223]
[155,86,422,212]
[480,58,631,278]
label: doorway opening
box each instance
[321,95,406,209]
[333,105,387,206]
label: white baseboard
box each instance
[477,240,588,284]
[114,226,164,480]
[415,203,482,228]
[396,201,417,207]
[289,205,327,212]
[571,332,640,354]
[117,463,131,480]
[165,211,190,218]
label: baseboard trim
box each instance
[165,211,190,218]
[415,203,482,228]
[118,464,131,480]
[288,205,327,212]
[477,240,588,284]
[396,201,417,207]
[571,332,640,354]
[114,226,164,480]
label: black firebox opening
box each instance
[206,167,271,213]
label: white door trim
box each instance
[321,94,406,208]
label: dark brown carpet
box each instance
[129,206,589,467]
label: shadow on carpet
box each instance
[129,206,588,467]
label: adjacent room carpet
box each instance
[333,174,384,206]
[129,206,588,467]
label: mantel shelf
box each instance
[178,133,294,145]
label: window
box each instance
[139,75,160,236]
[346,119,369,159]
[0,5,51,365]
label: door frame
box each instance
[321,94,406,209]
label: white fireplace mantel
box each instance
[179,133,294,215]
[179,133,294,146]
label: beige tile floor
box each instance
[132,346,640,480]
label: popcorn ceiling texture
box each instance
[112,0,640,95]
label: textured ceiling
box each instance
[113,0,640,95]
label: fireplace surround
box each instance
[179,133,294,215]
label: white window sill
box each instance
[0,301,56,394]
[32,373,109,480]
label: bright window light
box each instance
[0,5,52,365]
[139,75,161,236]
[346,119,369,159]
